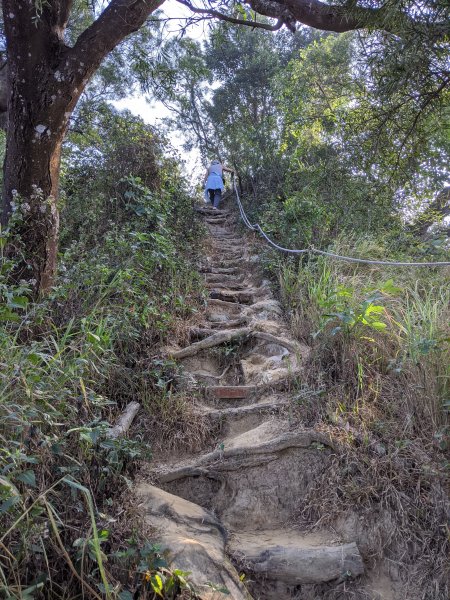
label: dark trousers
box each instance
[208,188,222,208]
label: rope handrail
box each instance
[232,177,450,268]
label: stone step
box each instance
[204,271,245,281]
[157,424,332,484]
[205,275,244,282]
[211,241,243,249]
[200,266,242,274]
[209,289,254,303]
[228,529,364,585]
[205,219,228,226]
[207,298,246,314]
[207,317,249,329]
[214,259,248,268]
[206,385,256,400]
[204,213,229,219]
[208,264,245,273]
[219,247,245,254]
[156,424,333,529]
[205,281,249,291]
[195,206,228,215]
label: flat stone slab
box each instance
[207,385,257,399]
[136,484,248,599]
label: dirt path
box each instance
[136,204,367,599]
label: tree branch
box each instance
[244,0,362,32]
[243,0,422,34]
[70,0,165,77]
[175,0,286,31]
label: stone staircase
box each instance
[136,204,365,599]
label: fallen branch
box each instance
[204,399,288,419]
[209,289,254,303]
[106,401,140,438]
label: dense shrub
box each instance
[0,106,204,598]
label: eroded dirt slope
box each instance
[136,203,401,600]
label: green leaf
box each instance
[27,352,41,365]
[0,494,22,514]
[150,574,164,597]
[62,476,86,495]
[0,475,20,496]
[87,332,101,343]
[16,469,37,488]
[364,305,384,316]
[21,582,44,599]
[153,573,163,591]
[205,581,231,594]
[8,295,29,309]
[0,309,20,322]
[379,279,403,295]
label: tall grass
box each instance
[274,233,449,598]
[0,176,205,597]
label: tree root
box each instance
[157,430,333,483]
[170,328,252,359]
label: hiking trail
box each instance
[136,201,372,599]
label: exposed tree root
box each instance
[157,429,333,483]
[170,328,252,359]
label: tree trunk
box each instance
[2,0,163,296]
[2,65,81,294]
[1,1,85,295]
[0,54,8,130]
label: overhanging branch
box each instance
[245,0,363,32]
[175,0,287,31]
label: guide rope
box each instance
[232,177,450,267]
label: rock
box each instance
[136,484,250,599]
[228,530,364,584]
